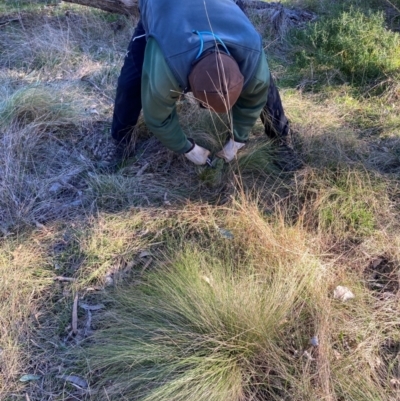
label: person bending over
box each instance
[111,0,297,168]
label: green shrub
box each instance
[294,8,400,85]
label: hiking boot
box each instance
[272,134,303,172]
[96,138,136,172]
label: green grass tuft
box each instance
[292,8,400,86]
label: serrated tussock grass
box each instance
[84,201,400,400]
[236,138,277,175]
[0,86,81,128]
[85,204,325,401]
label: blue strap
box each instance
[192,30,231,59]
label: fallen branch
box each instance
[0,18,19,27]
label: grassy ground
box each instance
[1,0,400,400]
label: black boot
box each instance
[95,135,136,172]
[272,132,303,172]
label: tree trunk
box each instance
[61,0,271,16]
[62,0,140,16]
[61,0,316,36]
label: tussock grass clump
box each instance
[0,86,82,129]
[178,96,231,153]
[83,202,400,400]
[293,8,400,85]
[86,205,325,401]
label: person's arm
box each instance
[231,50,270,143]
[141,38,193,154]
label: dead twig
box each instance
[54,276,76,282]
[84,309,92,337]
[140,257,153,276]
[72,293,79,335]
[0,18,19,27]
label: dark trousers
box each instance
[111,22,289,143]
[261,76,290,139]
[111,21,146,143]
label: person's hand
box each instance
[216,138,245,162]
[185,141,211,165]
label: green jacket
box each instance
[141,38,270,154]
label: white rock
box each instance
[104,275,114,287]
[333,285,355,302]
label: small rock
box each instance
[56,374,88,389]
[218,227,234,239]
[371,257,384,269]
[19,374,42,382]
[333,286,355,302]
[390,378,400,389]
[139,251,152,258]
[333,350,341,360]
[104,275,114,287]
[49,182,63,193]
[201,275,213,286]
[309,336,319,347]
[302,350,315,361]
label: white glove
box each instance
[216,138,245,162]
[185,142,211,165]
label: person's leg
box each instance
[261,74,303,171]
[260,73,289,140]
[111,20,147,144]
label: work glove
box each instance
[216,138,245,162]
[184,139,211,165]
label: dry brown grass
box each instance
[0,234,53,399]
